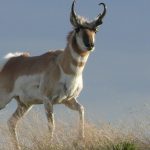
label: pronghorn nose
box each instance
[90,43,94,48]
[86,43,94,50]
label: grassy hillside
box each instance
[0,114,149,150]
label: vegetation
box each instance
[0,112,149,150]
[112,142,136,150]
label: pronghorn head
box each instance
[70,0,106,52]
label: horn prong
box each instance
[92,2,106,27]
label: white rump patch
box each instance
[0,52,30,71]
[4,52,30,59]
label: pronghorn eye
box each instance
[75,28,80,33]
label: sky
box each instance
[0,0,150,123]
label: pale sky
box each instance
[0,0,150,122]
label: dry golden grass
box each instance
[0,112,150,150]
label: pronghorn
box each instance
[0,0,106,149]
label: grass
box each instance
[0,112,150,150]
[112,142,136,150]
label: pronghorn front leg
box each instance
[7,100,31,150]
[63,98,85,139]
[43,99,55,141]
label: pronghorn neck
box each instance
[59,31,90,75]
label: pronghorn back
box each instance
[0,50,62,92]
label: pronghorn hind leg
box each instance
[63,98,85,139]
[7,99,31,150]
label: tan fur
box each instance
[0,28,96,150]
[0,50,62,92]
[68,31,90,57]
[0,1,106,149]
[1,28,94,91]
[0,29,92,93]
[59,31,90,74]
[0,29,93,95]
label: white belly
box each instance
[12,74,43,104]
[11,72,83,104]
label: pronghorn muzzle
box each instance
[70,0,107,30]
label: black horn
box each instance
[94,3,107,27]
[70,1,107,29]
[70,0,80,27]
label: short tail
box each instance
[4,52,30,59]
[0,52,30,71]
